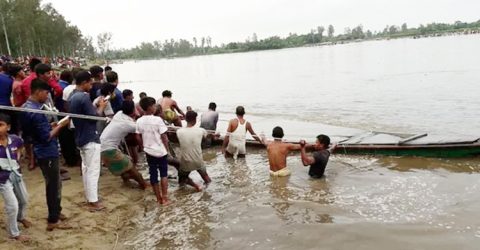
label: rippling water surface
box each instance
[112,35,480,249]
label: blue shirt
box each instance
[21,100,59,159]
[0,73,13,106]
[110,88,123,113]
[68,90,100,147]
[0,135,23,184]
[55,80,70,112]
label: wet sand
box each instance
[0,159,149,250]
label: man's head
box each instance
[122,89,134,101]
[105,71,118,84]
[140,97,157,114]
[100,83,116,97]
[162,90,172,98]
[89,65,104,80]
[29,58,41,71]
[104,66,112,72]
[34,63,52,82]
[208,102,217,111]
[315,134,331,150]
[121,100,136,117]
[30,78,52,103]
[272,126,284,139]
[7,64,25,80]
[185,110,197,125]
[60,70,73,84]
[75,70,93,91]
[0,113,11,136]
[235,106,245,116]
[139,92,147,99]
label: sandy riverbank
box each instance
[0,160,152,250]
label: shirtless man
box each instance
[222,106,264,158]
[265,127,301,177]
[157,90,184,127]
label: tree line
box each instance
[102,20,480,60]
[0,0,94,58]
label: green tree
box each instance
[97,32,112,59]
[317,26,325,42]
[328,25,334,39]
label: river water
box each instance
[112,35,480,249]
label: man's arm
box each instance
[135,133,144,152]
[288,143,302,151]
[246,122,264,145]
[300,140,315,166]
[222,120,233,154]
[172,101,185,116]
[95,97,107,116]
[161,133,170,155]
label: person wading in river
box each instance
[222,106,264,158]
[265,126,301,177]
[157,90,185,127]
[299,134,337,178]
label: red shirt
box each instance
[18,73,63,107]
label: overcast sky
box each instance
[45,0,480,49]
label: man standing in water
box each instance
[157,90,184,127]
[265,126,301,177]
[222,106,264,158]
[300,135,336,178]
[177,111,212,190]
[200,102,219,148]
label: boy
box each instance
[265,127,301,177]
[300,135,336,178]
[21,79,71,231]
[69,70,107,211]
[136,97,171,205]
[176,111,211,191]
[0,114,31,241]
[100,100,148,189]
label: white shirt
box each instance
[136,115,168,157]
[62,84,76,101]
[177,127,206,172]
[100,111,136,152]
[93,96,114,117]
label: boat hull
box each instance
[224,139,480,158]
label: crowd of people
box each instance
[0,58,335,242]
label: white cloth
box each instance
[136,115,168,157]
[177,127,206,172]
[79,142,101,202]
[93,96,114,117]
[62,84,76,101]
[100,111,136,152]
[226,119,247,156]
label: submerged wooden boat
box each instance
[217,131,480,158]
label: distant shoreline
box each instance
[107,31,480,65]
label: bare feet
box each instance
[59,213,68,221]
[46,221,73,231]
[18,219,32,228]
[194,184,203,192]
[11,234,31,242]
[160,198,171,206]
[87,201,106,212]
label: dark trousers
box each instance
[58,127,80,166]
[38,158,62,223]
